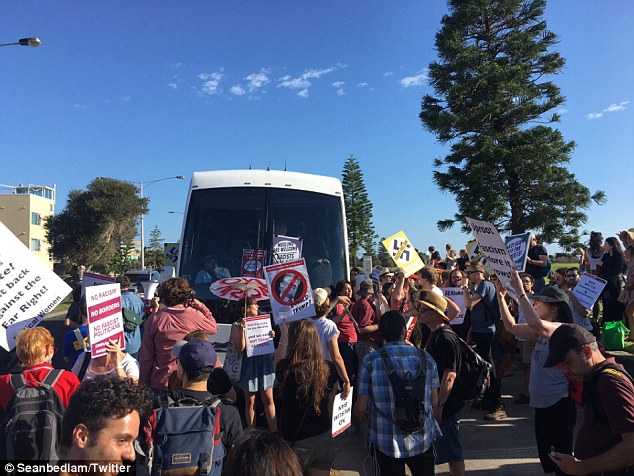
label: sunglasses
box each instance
[466,270,480,275]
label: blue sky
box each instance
[2,1,632,258]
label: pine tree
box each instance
[147,225,165,269]
[342,155,376,264]
[420,0,604,249]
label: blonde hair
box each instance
[16,327,54,367]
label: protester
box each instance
[587,231,605,322]
[58,376,153,476]
[311,288,352,397]
[497,272,575,476]
[72,338,139,383]
[446,268,470,340]
[564,267,594,332]
[329,280,358,390]
[391,269,412,314]
[456,249,469,271]
[600,237,627,323]
[419,292,466,476]
[230,296,277,431]
[514,273,535,404]
[552,268,567,289]
[352,279,382,370]
[139,277,218,392]
[463,262,505,420]
[526,234,550,292]
[0,327,80,411]
[618,229,634,341]
[545,324,634,476]
[195,254,231,284]
[62,296,91,367]
[118,275,144,359]
[223,429,303,476]
[354,310,441,475]
[64,285,83,329]
[274,319,339,475]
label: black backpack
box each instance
[441,328,492,401]
[374,348,428,434]
[0,369,65,462]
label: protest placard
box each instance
[264,258,315,324]
[370,265,383,287]
[241,249,265,278]
[572,273,607,310]
[505,233,531,272]
[86,283,125,358]
[244,314,275,357]
[405,316,418,341]
[362,255,373,275]
[382,231,424,278]
[442,287,466,325]
[82,271,116,292]
[0,221,72,351]
[271,235,303,264]
[466,218,519,301]
[164,242,180,265]
[332,387,354,437]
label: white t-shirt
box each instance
[312,316,340,361]
[72,352,140,381]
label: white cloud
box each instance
[336,89,345,96]
[332,81,345,88]
[555,108,568,115]
[277,65,341,96]
[400,71,428,87]
[586,100,629,119]
[230,85,246,96]
[278,76,311,90]
[246,70,270,92]
[168,83,178,89]
[303,67,335,79]
[199,71,224,95]
[356,82,369,88]
[383,72,394,77]
[297,89,309,98]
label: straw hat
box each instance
[414,290,449,321]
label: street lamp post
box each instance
[0,37,42,48]
[139,176,185,269]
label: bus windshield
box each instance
[179,185,347,304]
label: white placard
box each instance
[332,387,354,437]
[442,287,466,325]
[405,316,418,341]
[264,258,315,324]
[0,221,72,351]
[81,271,116,292]
[362,255,373,275]
[244,314,275,357]
[572,273,607,310]
[466,218,519,301]
[86,283,125,358]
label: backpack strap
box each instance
[41,369,65,389]
[584,363,634,426]
[77,354,92,382]
[9,373,27,392]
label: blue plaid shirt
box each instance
[358,341,441,458]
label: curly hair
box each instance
[60,376,153,450]
[224,429,302,476]
[158,277,192,307]
[279,320,330,415]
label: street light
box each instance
[168,211,184,215]
[139,176,185,269]
[0,37,42,48]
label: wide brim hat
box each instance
[414,290,449,321]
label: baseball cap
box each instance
[528,286,570,304]
[173,338,217,378]
[313,288,329,306]
[359,279,374,296]
[543,324,596,368]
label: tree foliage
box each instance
[342,155,376,264]
[45,177,148,271]
[146,224,165,270]
[420,0,604,249]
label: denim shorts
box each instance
[434,410,464,465]
[293,430,336,471]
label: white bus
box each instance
[178,169,350,311]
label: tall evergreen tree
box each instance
[342,155,376,264]
[420,0,604,249]
[147,225,165,269]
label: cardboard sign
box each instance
[82,271,116,293]
[504,233,531,272]
[572,273,607,310]
[241,249,265,278]
[405,316,418,341]
[441,287,466,325]
[264,258,315,324]
[370,265,383,287]
[466,218,519,301]
[332,387,354,437]
[0,221,72,351]
[362,255,373,275]
[86,283,125,358]
[382,231,424,278]
[164,242,180,264]
[244,314,275,357]
[271,235,303,264]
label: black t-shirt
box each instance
[425,325,465,417]
[275,359,338,442]
[526,244,548,279]
[160,388,243,449]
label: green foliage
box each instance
[146,225,165,270]
[105,240,136,276]
[420,0,604,250]
[45,177,148,270]
[342,155,377,262]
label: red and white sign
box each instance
[405,316,418,341]
[244,314,275,357]
[241,249,265,278]
[86,283,125,358]
[264,259,315,324]
[332,387,354,437]
[82,272,116,294]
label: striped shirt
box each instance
[358,341,441,458]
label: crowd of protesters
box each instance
[1,229,634,475]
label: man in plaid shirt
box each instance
[354,310,441,476]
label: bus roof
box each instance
[190,169,343,197]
